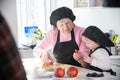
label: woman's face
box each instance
[82,36,100,51]
[56,18,75,34]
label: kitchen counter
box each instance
[110,55,120,67]
[19,48,34,59]
[110,55,120,76]
[110,55,120,60]
[22,58,120,80]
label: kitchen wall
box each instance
[52,0,120,34]
[73,7,120,34]
[1,0,120,46]
[0,0,18,44]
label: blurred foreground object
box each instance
[0,13,27,80]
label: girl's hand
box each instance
[81,61,87,67]
[83,55,92,64]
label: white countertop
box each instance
[22,58,120,80]
[110,55,120,67]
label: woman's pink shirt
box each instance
[33,25,89,58]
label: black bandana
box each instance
[50,7,76,27]
[82,26,114,47]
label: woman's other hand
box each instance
[40,53,53,64]
[73,49,83,63]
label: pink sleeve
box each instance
[33,28,57,58]
[74,26,90,56]
[79,39,89,56]
[73,26,89,63]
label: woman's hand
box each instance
[83,55,93,64]
[40,53,53,64]
[73,49,83,62]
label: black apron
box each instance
[53,30,81,67]
[85,46,116,76]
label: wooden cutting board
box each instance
[42,62,72,70]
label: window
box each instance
[74,0,103,8]
[17,0,50,47]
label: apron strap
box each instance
[103,69,116,76]
[57,30,74,42]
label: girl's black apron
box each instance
[85,46,116,76]
[53,30,81,67]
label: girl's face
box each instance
[82,36,100,51]
[56,18,75,34]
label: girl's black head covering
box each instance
[82,26,114,47]
[50,6,76,27]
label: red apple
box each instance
[54,67,65,77]
[67,66,78,77]
[75,49,79,53]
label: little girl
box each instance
[82,26,116,76]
